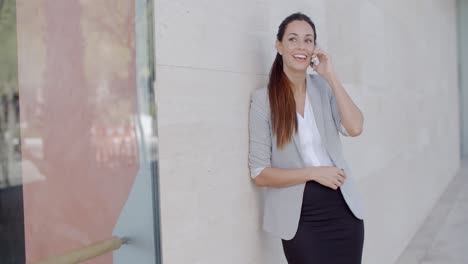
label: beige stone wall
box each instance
[154,0,460,263]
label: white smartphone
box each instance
[311,55,319,67]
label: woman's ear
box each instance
[275,40,283,56]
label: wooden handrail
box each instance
[34,236,129,264]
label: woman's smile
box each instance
[292,53,308,63]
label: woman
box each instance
[248,13,365,263]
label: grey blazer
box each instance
[248,73,365,240]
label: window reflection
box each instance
[0,1,25,263]
[0,0,21,189]
[0,0,160,263]
[0,86,21,187]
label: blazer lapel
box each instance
[292,130,304,166]
[291,74,328,166]
[306,74,327,146]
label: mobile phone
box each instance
[311,55,319,67]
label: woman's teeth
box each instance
[293,54,307,59]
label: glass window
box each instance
[0,0,161,263]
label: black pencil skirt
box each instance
[281,181,364,264]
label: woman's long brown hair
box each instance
[268,12,317,148]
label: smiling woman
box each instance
[248,12,365,263]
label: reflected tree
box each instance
[0,0,20,188]
[0,2,25,264]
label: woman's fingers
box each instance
[337,169,344,177]
[337,168,346,178]
[312,48,325,56]
[312,48,329,62]
[325,177,341,190]
[337,175,345,184]
[322,177,338,190]
[333,169,346,189]
[317,167,347,190]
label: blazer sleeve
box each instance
[248,89,272,179]
[327,84,350,137]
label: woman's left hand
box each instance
[310,48,335,81]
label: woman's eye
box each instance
[306,39,313,43]
[289,38,297,42]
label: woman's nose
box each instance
[298,41,307,50]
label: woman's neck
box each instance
[284,68,306,95]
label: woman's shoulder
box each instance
[250,87,269,105]
[307,73,332,96]
[307,73,328,86]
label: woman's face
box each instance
[276,20,315,73]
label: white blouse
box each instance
[295,92,334,167]
[251,92,345,177]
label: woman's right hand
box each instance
[310,166,346,190]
